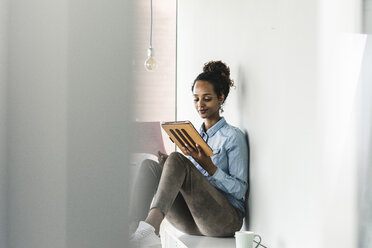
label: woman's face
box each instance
[193,80,224,120]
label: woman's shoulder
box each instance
[218,123,247,153]
[220,121,246,141]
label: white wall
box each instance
[177,0,361,247]
[0,0,8,247]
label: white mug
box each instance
[235,231,262,248]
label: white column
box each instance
[356,35,372,248]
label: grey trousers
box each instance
[129,152,243,237]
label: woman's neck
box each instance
[204,116,221,131]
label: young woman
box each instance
[130,61,248,247]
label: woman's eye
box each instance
[194,97,213,102]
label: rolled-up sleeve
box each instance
[209,133,248,200]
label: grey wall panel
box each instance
[0,0,9,247]
[6,0,134,248]
[7,0,68,247]
[66,0,133,247]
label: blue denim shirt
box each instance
[187,117,248,214]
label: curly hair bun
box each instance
[203,61,234,87]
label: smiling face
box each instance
[193,80,225,121]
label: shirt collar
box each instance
[199,117,227,137]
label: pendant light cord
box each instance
[150,0,153,48]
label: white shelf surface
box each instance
[160,219,235,248]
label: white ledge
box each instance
[160,219,236,248]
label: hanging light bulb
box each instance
[144,0,157,71]
[144,47,157,71]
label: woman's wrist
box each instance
[204,160,217,176]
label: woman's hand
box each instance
[181,144,217,176]
[157,151,168,167]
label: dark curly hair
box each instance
[192,60,234,103]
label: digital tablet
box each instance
[161,121,214,156]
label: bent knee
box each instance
[168,151,184,160]
[141,159,157,167]
[139,159,160,171]
[167,152,189,165]
[164,152,189,169]
[138,159,162,178]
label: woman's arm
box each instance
[181,143,217,175]
[182,132,248,200]
[209,133,248,200]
